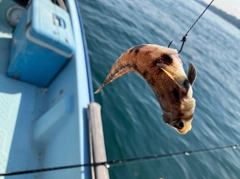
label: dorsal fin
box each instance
[187,63,197,86]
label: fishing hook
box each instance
[167,34,187,54]
[178,34,187,54]
[167,40,173,47]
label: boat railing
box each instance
[88,102,110,179]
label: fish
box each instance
[95,44,197,134]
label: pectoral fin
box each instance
[160,67,187,92]
[187,63,197,86]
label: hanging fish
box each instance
[95,44,197,134]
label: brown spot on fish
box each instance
[158,68,163,74]
[179,112,185,117]
[153,54,173,67]
[161,94,165,99]
[142,70,148,78]
[151,78,156,85]
[148,78,156,86]
[129,45,146,54]
[161,53,173,65]
[152,59,160,66]
[172,88,180,101]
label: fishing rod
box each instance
[0,143,238,176]
[168,0,215,53]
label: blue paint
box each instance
[0,0,92,178]
[34,96,73,144]
[7,0,75,87]
[75,0,94,102]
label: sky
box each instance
[203,0,240,19]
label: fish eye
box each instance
[179,121,184,128]
[173,121,184,129]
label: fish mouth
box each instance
[162,97,195,135]
[164,119,192,135]
[174,120,192,134]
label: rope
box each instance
[0,143,238,176]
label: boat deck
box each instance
[0,0,91,179]
[0,34,45,177]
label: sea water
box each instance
[79,0,240,178]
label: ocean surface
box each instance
[78,0,240,178]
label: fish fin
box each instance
[187,63,197,86]
[94,84,105,94]
[160,67,186,92]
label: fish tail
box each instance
[94,51,136,93]
[94,84,105,94]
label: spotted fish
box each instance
[95,44,197,134]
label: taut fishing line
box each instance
[168,0,215,53]
[0,0,216,177]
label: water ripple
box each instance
[80,0,240,178]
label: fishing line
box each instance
[0,143,238,176]
[168,0,215,53]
